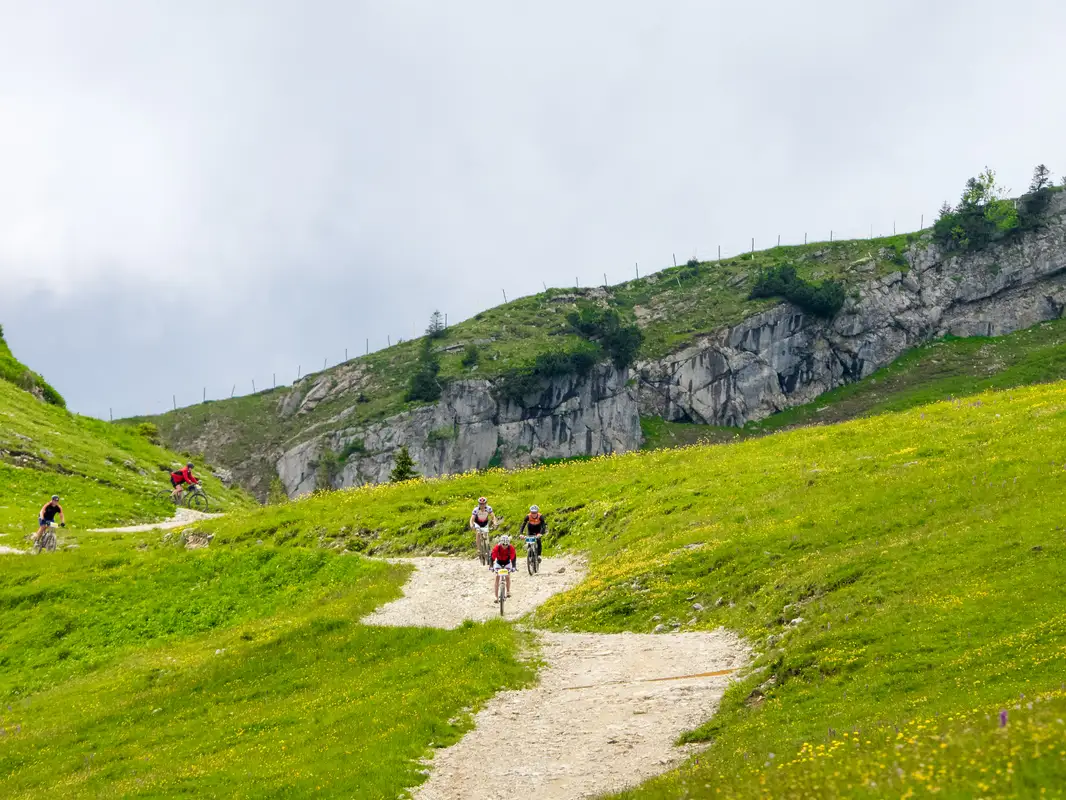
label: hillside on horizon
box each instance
[132,174,1066,500]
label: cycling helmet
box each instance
[51,495,59,501]
[478,496,487,505]
[499,534,510,545]
[529,505,539,513]
[187,462,194,468]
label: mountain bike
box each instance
[525,535,541,575]
[474,524,495,565]
[158,483,211,512]
[495,566,514,616]
[33,524,58,554]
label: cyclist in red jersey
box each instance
[491,534,517,601]
[170,462,200,500]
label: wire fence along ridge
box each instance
[143,215,926,417]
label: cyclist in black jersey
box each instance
[34,495,65,545]
[519,505,546,557]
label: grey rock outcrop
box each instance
[277,364,640,496]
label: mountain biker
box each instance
[34,495,65,544]
[470,497,497,532]
[469,497,497,555]
[519,505,546,558]
[491,534,517,600]
[170,462,200,500]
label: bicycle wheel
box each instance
[498,580,506,616]
[534,551,540,574]
[188,491,210,512]
[44,530,57,553]
[527,551,535,576]
[157,489,179,506]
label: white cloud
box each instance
[1,0,1065,414]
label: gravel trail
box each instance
[415,630,747,800]
[362,555,585,628]
[363,557,750,799]
[89,507,222,533]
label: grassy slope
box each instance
[191,380,1066,797]
[642,317,1066,451]
[0,377,251,541]
[136,233,913,487]
[0,538,531,797]
[0,328,64,408]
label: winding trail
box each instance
[363,557,749,800]
[363,555,585,627]
[89,507,222,533]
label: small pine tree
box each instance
[426,310,446,339]
[267,476,289,505]
[390,445,419,482]
[1029,164,1052,193]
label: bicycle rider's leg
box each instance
[506,570,512,596]
[537,536,543,557]
[493,570,500,598]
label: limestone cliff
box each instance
[638,194,1066,426]
[280,194,1066,497]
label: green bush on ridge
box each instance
[933,164,1060,252]
[749,264,845,317]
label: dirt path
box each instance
[89,507,222,533]
[364,557,750,799]
[416,631,747,800]
[362,555,585,628]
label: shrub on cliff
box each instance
[461,343,480,368]
[494,342,601,404]
[566,304,644,369]
[406,338,443,403]
[749,265,844,318]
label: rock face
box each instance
[277,195,1066,497]
[277,364,641,496]
[639,196,1066,426]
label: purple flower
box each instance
[999,709,1008,728]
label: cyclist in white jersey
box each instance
[470,497,497,533]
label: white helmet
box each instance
[529,505,539,513]
[499,534,511,545]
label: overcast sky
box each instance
[2,0,1065,419]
